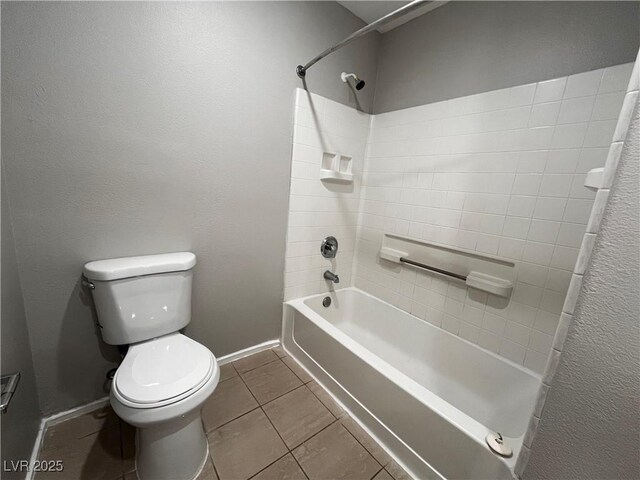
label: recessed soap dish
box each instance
[320,169,353,182]
[321,152,353,183]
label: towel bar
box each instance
[399,257,467,281]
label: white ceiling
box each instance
[338,1,447,33]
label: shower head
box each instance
[341,72,366,91]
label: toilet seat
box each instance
[113,333,215,409]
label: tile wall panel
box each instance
[285,63,632,373]
[284,89,370,300]
[352,63,633,372]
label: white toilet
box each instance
[83,252,219,480]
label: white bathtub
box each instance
[282,287,541,479]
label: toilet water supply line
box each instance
[296,0,429,78]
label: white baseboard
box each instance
[25,419,46,480]
[45,396,110,428]
[26,396,109,480]
[217,339,280,365]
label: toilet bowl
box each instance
[111,334,220,480]
[83,252,218,480]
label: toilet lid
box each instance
[115,333,214,405]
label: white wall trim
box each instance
[217,339,280,365]
[25,419,46,480]
[25,396,110,480]
[44,396,111,428]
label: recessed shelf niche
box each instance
[320,151,353,183]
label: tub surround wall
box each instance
[353,63,633,373]
[287,63,633,372]
[284,89,370,300]
[373,1,640,113]
[521,52,640,480]
[516,55,640,475]
[282,61,637,476]
[1,1,380,414]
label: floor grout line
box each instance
[288,418,340,452]
[204,405,261,438]
[306,384,342,421]
[237,359,304,405]
[261,383,307,407]
[207,377,391,480]
[260,406,312,480]
[233,356,336,480]
[204,373,310,439]
[245,451,290,480]
[286,363,401,478]
[279,354,314,385]
[232,354,281,376]
[286,419,339,480]
[341,421,385,470]
[370,466,385,480]
[233,373,341,470]
[208,357,266,478]
[240,362,309,474]
[290,453,311,480]
[217,373,239,384]
[234,361,310,480]
[206,447,221,480]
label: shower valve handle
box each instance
[321,236,339,258]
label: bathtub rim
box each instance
[294,286,541,381]
[286,287,541,472]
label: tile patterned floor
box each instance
[37,347,412,480]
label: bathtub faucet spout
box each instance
[323,270,340,284]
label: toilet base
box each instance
[135,410,209,480]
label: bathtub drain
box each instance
[322,296,331,307]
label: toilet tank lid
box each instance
[83,252,196,281]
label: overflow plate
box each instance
[486,432,513,457]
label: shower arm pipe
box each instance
[296,0,429,78]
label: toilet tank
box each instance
[83,252,196,345]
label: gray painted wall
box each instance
[1,1,379,414]
[524,104,639,478]
[373,1,640,113]
[1,167,42,478]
